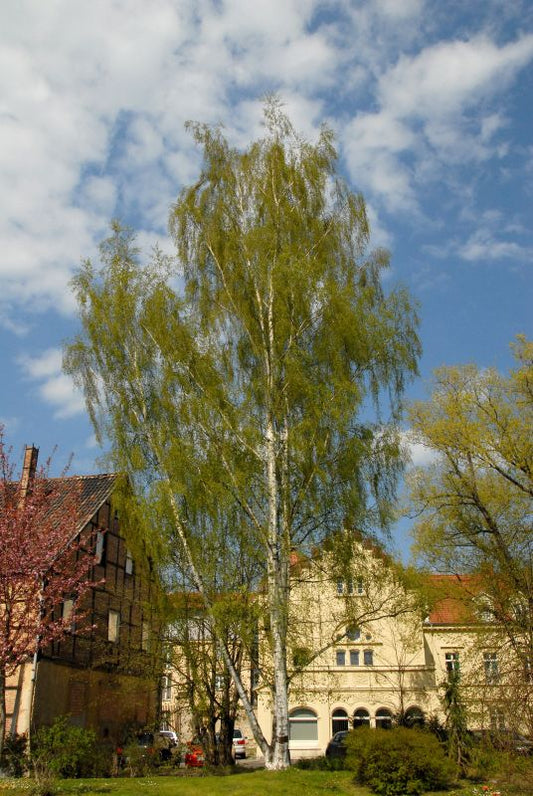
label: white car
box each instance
[159,729,179,747]
[233,728,246,759]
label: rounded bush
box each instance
[345,726,456,796]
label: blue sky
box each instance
[1,0,532,555]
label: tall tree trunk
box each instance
[265,413,290,769]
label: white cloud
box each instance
[1,0,532,328]
[379,35,533,119]
[342,33,533,211]
[459,229,531,262]
[18,348,86,419]
[401,430,440,468]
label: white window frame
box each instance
[445,652,460,675]
[125,549,134,575]
[289,708,318,747]
[484,652,499,684]
[332,708,349,734]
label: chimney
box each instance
[19,445,39,504]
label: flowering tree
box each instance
[0,430,97,755]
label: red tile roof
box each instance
[426,574,479,625]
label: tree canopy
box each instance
[65,100,420,768]
[408,337,533,689]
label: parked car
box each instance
[136,731,173,762]
[233,728,247,759]
[325,730,349,759]
[159,729,179,747]
[184,739,205,768]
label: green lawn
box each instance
[0,769,365,796]
[1,768,530,796]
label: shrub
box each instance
[0,733,28,777]
[345,726,456,796]
[121,741,159,777]
[295,755,344,771]
[31,716,109,779]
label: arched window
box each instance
[404,706,425,728]
[332,708,349,734]
[375,708,393,730]
[353,708,370,728]
[346,626,361,641]
[289,708,318,742]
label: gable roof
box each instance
[45,473,119,534]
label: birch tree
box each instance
[65,100,420,768]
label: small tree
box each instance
[408,337,533,737]
[0,430,97,756]
[442,669,470,775]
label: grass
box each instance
[0,769,365,796]
[1,758,532,796]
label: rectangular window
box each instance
[484,652,499,684]
[363,649,373,666]
[445,652,460,676]
[125,549,134,575]
[108,610,120,643]
[336,650,346,666]
[62,598,74,621]
[95,531,106,565]
[161,674,172,701]
[355,577,364,595]
[141,621,150,652]
[349,649,360,666]
[62,598,75,631]
[346,579,354,595]
[336,580,344,595]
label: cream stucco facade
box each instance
[162,540,531,758]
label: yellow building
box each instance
[160,536,531,758]
[254,542,531,758]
